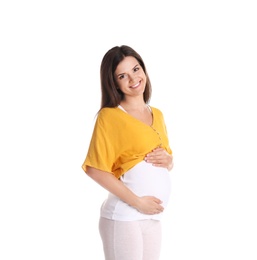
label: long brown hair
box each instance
[99,45,152,110]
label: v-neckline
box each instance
[117,105,154,127]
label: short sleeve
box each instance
[82,112,116,174]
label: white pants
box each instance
[99,217,162,260]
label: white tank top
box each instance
[100,160,171,221]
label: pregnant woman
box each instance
[82,45,174,260]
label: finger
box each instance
[153,147,164,152]
[152,163,165,168]
[146,148,164,157]
[152,197,163,204]
[158,207,164,212]
[145,154,162,161]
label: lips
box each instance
[130,81,140,88]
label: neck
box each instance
[120,100,147,112]
[120,95,146,108]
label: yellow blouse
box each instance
[82,106,172,179]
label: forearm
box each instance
[86,166,140,208]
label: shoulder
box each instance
[149,106,164,117]
[96,107,123,124]
[97,107,119,118]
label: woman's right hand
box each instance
[86,166,164,215]
[135,196,164,215]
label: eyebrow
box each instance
[116,63,139,77]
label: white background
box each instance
[0,0,257,259]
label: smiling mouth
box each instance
[130,81,140,88]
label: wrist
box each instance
[167,162,174,171]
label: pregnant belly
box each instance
[120,160,171,207]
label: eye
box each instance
[133,66,140,72]
[118,74,128,80]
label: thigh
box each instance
[141,220,162,260]
[99,217,144,260]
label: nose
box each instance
[128,74,136,82]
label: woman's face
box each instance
[114,56,147,98]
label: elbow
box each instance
[84,165,95,177]
[84,166,107,182]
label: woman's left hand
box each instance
[144,147,174,171]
